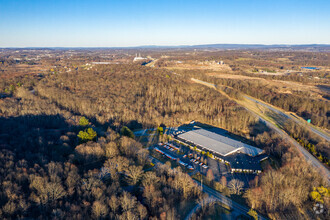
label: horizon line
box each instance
[1,43,330,49]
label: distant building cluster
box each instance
[133,53,147,62]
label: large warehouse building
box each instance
[175,128,267,173]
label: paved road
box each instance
[243,95,330,183]
[184,197,217,220]
[304,124,329,142]
[193,181,268,220]
[245,96,330,142]
[191,78,330,184]
[149,147,268,219]
[192,77,329,142]
[134,127,178,137]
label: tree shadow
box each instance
[0,114,78,165]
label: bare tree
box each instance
[107,195,119,212]
[30,176,66,205]
[120,191,137,212]
[104,141,119,158]
[125,165,143,185]
[220,176,227,188]
[142,171,159,187]
[137,203,148,220]
[228,179,244,195]
[206,169,214,182]
[92,201,108,219]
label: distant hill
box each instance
[2,44,330,52]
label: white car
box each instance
[195,161,199,164]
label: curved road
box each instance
[193,181,268,220]
[191,78,330,184]
[243,95,330,183]
[253,109,330,183]
[244,96,330,142]
[184,197,217,220]
[147,154,267,219]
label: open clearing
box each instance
[207,72,329,100]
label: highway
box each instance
[244,96,330,142]
[243,95,330,183]
[192,77,329,141]
[251,107,330,183]
[191,78,330,184]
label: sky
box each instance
[0,0,330,47]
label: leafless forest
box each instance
[0,48,329,219]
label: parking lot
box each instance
[153,141,229,176]
[152,140,258,188]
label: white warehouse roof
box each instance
[177,129,263,157]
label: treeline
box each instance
[208,77,329,129]
[0,112,201,219]
[284,121,329,166]
[34,64,259,136]
[0,64,260,219]
[1,61,328,219]
[245,131,328,219]
[172,68,329,129]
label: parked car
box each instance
[183,155,187,158]
[195,161,199,164]
[199,162,203,166]
[202,165,208,169]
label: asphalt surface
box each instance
[191,78,330,184]
[194,181,269,220]
[184,197,217,220]
[245,95,330,142]
[243,95,330,184]
[147,153,266,220]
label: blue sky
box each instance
[0,0,329,47]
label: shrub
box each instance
[78,128,97,142]
[79,116,89,127]
[120,126,135,138]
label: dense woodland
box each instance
[0,117,201,219]
[0,64,258,219]
[0,49,329,219]
[32,65,258,135]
